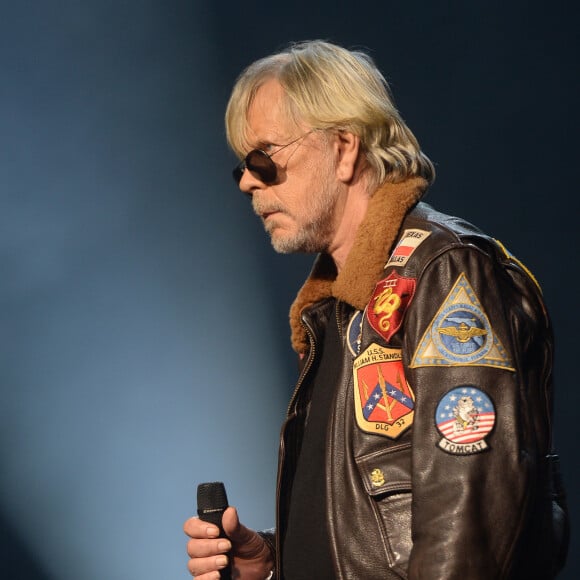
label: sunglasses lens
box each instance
[232,163,245,184]
[232,149,279,185]
[246,150,277,184]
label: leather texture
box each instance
[268,199,569,579]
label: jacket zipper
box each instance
[335,300,344,342]
[286,313,318,416]
[275,311,318,578]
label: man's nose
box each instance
[238,167,264,196]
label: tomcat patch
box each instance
[353,343,414,439]
[435,386,496,455]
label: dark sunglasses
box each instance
[232,132,311,185]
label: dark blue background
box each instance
[1,1,577,578]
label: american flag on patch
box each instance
[435,387,496,444]
[437,412,495,444]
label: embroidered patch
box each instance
[410,273,514,370]
[367,272,416,342]
[435,386,496,455]
[385,228,431,268]
[347,310,364,356]
[353,344,414,439]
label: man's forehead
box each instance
[246,79,293,142]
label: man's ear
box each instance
[334,130,361,183]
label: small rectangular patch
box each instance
[385,229,431,268]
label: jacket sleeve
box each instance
[402,243,556,579]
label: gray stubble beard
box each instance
[270,161,341,255]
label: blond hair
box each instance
[225,40,435,187]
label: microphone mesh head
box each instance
[197,481,229,511]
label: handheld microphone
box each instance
[196,482,232,580]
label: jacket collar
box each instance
[289,177,428,353]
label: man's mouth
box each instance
[253,201,285,221]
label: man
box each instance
[184,40,569,579]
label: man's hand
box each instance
[184,506,274,579]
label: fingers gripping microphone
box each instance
[197,482,232,580]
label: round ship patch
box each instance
[347,310,364,356]
[435,386,495,455]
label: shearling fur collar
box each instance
[289,177,428,353]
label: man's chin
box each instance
[269,231,322,255]
[267,230,301,254]
[270,235,296,254]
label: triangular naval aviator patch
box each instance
[410,273,514,371]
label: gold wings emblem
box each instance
[438,321,487,343]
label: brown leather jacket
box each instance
[265,179,569,579]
